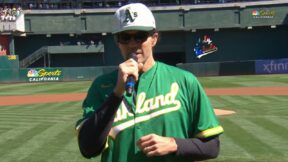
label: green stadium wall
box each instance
[9,1,288,67]
[0,66,116,83]
[0,55,19,68]
[12,26,288,67]
[0,1,288,83]
[1,58,287,83]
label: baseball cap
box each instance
[112,3,156,34]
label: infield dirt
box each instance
[1,87,288,115]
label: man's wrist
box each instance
[169,137,178,154]
[113,88,124,98]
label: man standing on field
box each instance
[76,3,223,162]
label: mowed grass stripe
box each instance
[1,122,73,162]
[41,83,90,93]
[269,117,288,130]
[233,117,287,157]
[248,117,288,142]
[266,96,288,102]
[0,123,53,157]
[0,101,82,114]
[19,101,82,114]
[21,83,70,94]
[0,116,74,124]
[49,136,94,162]
[240,96,270,105]
[200,74,288,88]
[20,123,76,162]
[0,83,58,95]
[0,102,82,120]
[223,96,273,110]
[0,119,57,125]
[208,96,227,108]
[0,81,91,95]
[0,82,86,95]
[0,119,46,128]
[214,96,276,111]
[235,80,288,87]
[220,117,282,157]
[0,107,74,123]
[252,96,282,104]
[227,99,288,117]
[33,101,83,112]
[0,104,43,112]
[217,133,253,160]
[0,125,33,132]
[0,108,76,119]
[242,101,288,116]
[0,127,13,136]
[209,96,231,108]
[218,96,250,108]
[0,111,83,117]
[0,124,38,144]
[0,112,76,120]
[0,83,45,92]
[31,101,77,112]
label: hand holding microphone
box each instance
[126,53,137,96]
[113,53,139,97]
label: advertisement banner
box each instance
[0,35,10,55]
[26,68,63,82]
[255,58,288,74]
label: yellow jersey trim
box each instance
[196,126,224,138]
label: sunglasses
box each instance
[115,30,155,44]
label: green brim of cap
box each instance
[112,26,155,34]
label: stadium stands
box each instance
[0,6,22,22]
[0,0,274,9]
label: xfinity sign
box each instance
[256,59,288,74]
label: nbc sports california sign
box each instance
[252,9,275,19]
[27,68,63,82]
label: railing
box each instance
[47,44,104,54]
[19,44,105,68]
[20,46,48,68]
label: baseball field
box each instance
[0,74,287,162]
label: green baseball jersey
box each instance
[76,62,223,162]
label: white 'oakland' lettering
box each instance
[114,102,134,122]
[136,82,180,113]
[110,82,181,139]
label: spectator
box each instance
[0,5,22,22]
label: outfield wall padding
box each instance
[1,58,287,83]
[0,55,19,69]
[177,60,255,76]
[0,68,20,82]
[0,66,117,83]
[176,62,220,76]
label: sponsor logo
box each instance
[27,68,62,82]
[252,9,275,19]
[194,35,218,59]
[7,55,16,60]
[256,59,288,74]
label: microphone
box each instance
[125,53,137,96]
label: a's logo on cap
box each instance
[123,7,138,23]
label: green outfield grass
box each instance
[0,74,287,162]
